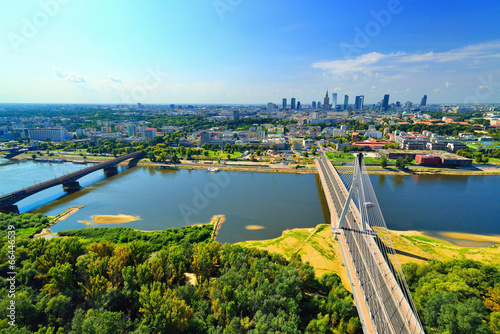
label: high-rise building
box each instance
[312,101,317,109]
[199,132,211,146]
[421,95,427,107]
[297,101,301,110]
[267,103,275,112]
[127,125,137,137]
[332,93,337,109]
[282,98,287,109]
[324,89,330,111]
[291,98,296,110]
[317,101,321,109]
[344,95,349,110]
[382,94,390,111]
[233,110,240,121]
[355,95,364,110]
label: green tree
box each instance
[395,158,406,169]
[380,156,388,168]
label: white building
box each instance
[303,138,315,150]
[28,128,71,142]
[365,131,383,139]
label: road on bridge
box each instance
[316,148,424,334]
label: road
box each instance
[316,149,424,334]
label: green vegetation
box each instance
[0,213,362,333]
[57,225,213,251]
[403,259,500,334]
[0,213,49,238]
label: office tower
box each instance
[282,98,287,109]
[312,101,317,109]
[332,93,337,109]
[396,101,401,108]
[382,94,390,111]
[233,110,240,121]
[355,95,364,110]
[324,89,330,111]
[317,101,321,109]
[344,95,349,110]
[297,101,301,110]
[421,95,427,107]
[291,98,296,110]
[267,103,275,112]
[127,125,137,137]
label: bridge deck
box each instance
[0,151,143,208]
[316,153,424,334]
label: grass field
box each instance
[239,225,500,291]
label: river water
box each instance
[1,158,499,243]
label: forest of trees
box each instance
[0,213,362,334]
[3,213,500,333]
[403,259,500,333]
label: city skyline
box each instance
[1,0,500,104]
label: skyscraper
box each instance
[355,95,364,110]
[382,94,390,111]
[312,101,317,109]
[344,95,349,110]
[332,93,337,109]
[421,95,427,107]
[282,98,287,109]
[291,98,296,110]
[233,110,240,121]
[324,89,330,111]
[297,101,301,110]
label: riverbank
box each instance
[34,205,86,239]
[238,225,500,291]
[10,153,500,176]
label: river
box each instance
[1,158,499,244]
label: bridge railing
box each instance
[0,151,144,205]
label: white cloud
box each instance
[53,68,86,84]
[312,41,500,76]
[445,81,453,88]
[109,76,123,83]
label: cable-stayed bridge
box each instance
[316,149,424,334]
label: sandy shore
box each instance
[34,205,86,238]
[246,225,265,230]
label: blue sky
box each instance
[1,0,499,105]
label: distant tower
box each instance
[355,95,364,111]
[332,93,337,109]
[233,110,240,121]
[282,98,287,109]
[344,95,349,110]
[291,98,296,110]
[297,101,301,110]
[324,89,330,111]
[382,94,390,111]
[421,95,427,107]
[317,101,321,109]
[312,101,317,109]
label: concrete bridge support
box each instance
[0,205,20,214]
[103,166,118,175]
[62,181,81,192]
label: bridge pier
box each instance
[103,166,118,175]
[62,181,81,192]
[0,205,19,214]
